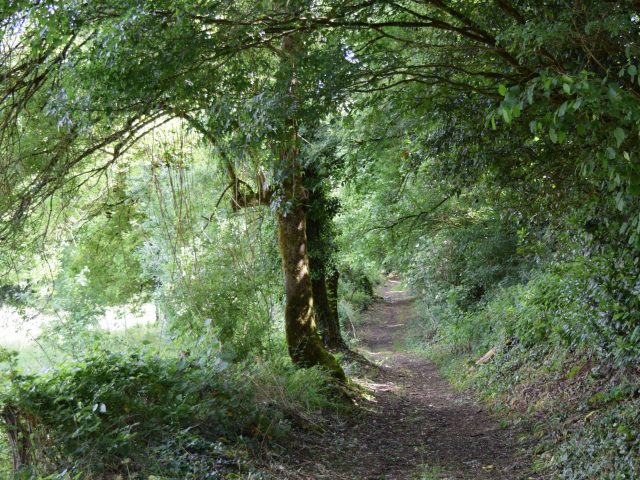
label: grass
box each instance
[389,280,408,292]
[412,465,445,479]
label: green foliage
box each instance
[246,352,341,426]
[402,248,640,479]
[49,189,151,312]
[3,1,640,477]
[417,252,640,369]
[467,347,640,480]
[551,397,640,479]
[143,207,281,361]
[338,267,377,312]
[127,137,283,360]
[0,349,271,478]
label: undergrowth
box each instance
[0,345,340,479]
[407,257,640,480]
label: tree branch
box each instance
[365,195,451,233]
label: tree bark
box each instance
[325,268,345,348]
[277,197,346,380]
[305,192,345,349]
[310,267,346,350]
[307,223,346,350]
[2,406,31,472]
[271,10,344,380]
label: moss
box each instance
[277,201,346,382]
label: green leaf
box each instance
[629,65,637,78]
[572,97,583,111]
[614,127,626,147]
[558,101,568,117]
[576,123,587,135]
[557,130,566,143]
[500,106,511,124]
[563,83,571,94]
[607,147,616,159]
[498,84,507,96]
[621,222,629,234]
[513,102,522,118]
[549,128,558,143]
[526,84,535,104]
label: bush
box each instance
[551,396,640,479]
[419,254,640,369]
[0,349,268,479]
[412,253,640,480]
[338,267,378,313]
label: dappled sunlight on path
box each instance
[281,278,527,480]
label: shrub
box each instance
[0,349,267,479]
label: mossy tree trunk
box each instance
[221,6,345,379]
[325,268,345,348]
[226,163,345,379]
[307,210,346,350]
[276,183,345,380]
[273,20,344,380]
[227,161,346,379]
[311,269,346,350]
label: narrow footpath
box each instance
[279,279,526,480]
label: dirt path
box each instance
[279,279,526,479]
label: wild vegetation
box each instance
[1,1,639,479]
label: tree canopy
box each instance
[1,1,640,478]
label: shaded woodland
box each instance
[1,1,639,479]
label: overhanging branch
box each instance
[365,195,451,233]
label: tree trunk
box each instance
[325,268,346,348]
[277,200,345,381]
[309,260,346,350]
[306,196,346,350]
[273,19,344,380]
